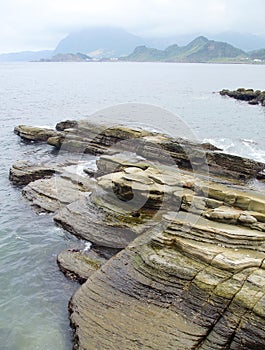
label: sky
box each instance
[0,0,265,53]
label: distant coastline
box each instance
[35,36,265,64]
[2,31,265,64]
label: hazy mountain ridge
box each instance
[249,48,265,60]
[0,27,265,62]
[122,36,247,62]
[0,50,53,62]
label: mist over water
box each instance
[0,62,265,349]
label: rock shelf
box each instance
[11,120,265,349]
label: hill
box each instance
[122,36,246,62]
[0,50,53,62]
[249,49,265,60]
[40,52,91,62]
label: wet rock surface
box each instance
[11,120,265,349]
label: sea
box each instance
[0,62,265,350]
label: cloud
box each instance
[0,0,264,52]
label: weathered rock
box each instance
[54,196,141,248]
[57,248,107,283]
[47,135,65,149]
[55,120,78,131]
[69,210,265,350]
[205,151,265,180]
[14,121,265,181]
[9,161,56,186]
[11,120,265,350]
[220,88,265,106]
[53,121,155,154]
[22,175,94,212]
[14,125,59,142]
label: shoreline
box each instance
[1,60,265,65]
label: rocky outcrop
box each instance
[14,121,265,181]
[9,161,56,186]
[23,177,89,212]
[69,213,265,349]
[22,167,95,213]
[220,88,265,106]
[69,185,265,349]
[14,125,59,142]
[11,120,265,350]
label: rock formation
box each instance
[10,120,265,349]
[57,249,107,283]
[220,88,265,106]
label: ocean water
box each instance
[0,62,265,349]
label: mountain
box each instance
[249,49,265,60]
[122,36,246,62]
[1,27,265,62]
[0,50,53,62]
[54,27,145,57]
[209,32,265,52]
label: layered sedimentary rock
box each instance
[9,161,56,186]
[69,230,265,349]
[13,121,265,181]
[11,120,265,350]
[68,161,265,349]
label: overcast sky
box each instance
[0,0,265,53]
